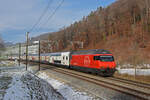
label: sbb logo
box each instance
[84,56,90,65]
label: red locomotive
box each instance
[70,49,116,76]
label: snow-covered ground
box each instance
[117,68,150,75]
[0,61,66,100]
[117,63,150,75]
[3,72,31,100]
[0,71,65,100]
[0,61,95,100]
[118,63,150,69]
[2,72,65,100]
[38,72,94,100]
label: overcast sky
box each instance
[0,0,116,43]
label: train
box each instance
[8,49,116,76]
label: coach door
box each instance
[61,52,70,66]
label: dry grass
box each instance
[114,73,150,84]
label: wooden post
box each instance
[38,40,41,71]
[26,32,29,71]
[19,43,21,66]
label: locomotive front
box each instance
[94,54,116,76]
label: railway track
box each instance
[22,61,150,100]
[36,64,149,100]
[108,77,150,89]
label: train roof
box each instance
[41,53,51,56]
[28,54,38,56]
[71,49,112,55]
[28,53,52,56]
[50,52,61,56]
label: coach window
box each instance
[63,56,65,60]
[66,56,68,60]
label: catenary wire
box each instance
[39,0,64,28]
[28,0,53,33]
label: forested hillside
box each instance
[35,0,150,64]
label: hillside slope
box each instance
[33,0,150,64]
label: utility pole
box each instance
[7,54,8,59]
[19,43,21,66]
[11,52,12,60]
[26,32,29,71]
[38,40,41,71]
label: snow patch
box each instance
[118,63,150,69]
[117,68,150,75]
[2,71,65,100]
[21,73,65,100]
[38,72,94,100]
[3,72,30,100]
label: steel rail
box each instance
[108,77,150,89]
[50,68,149,100]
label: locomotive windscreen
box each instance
[100,56,114,62]
[94,56,114,62]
